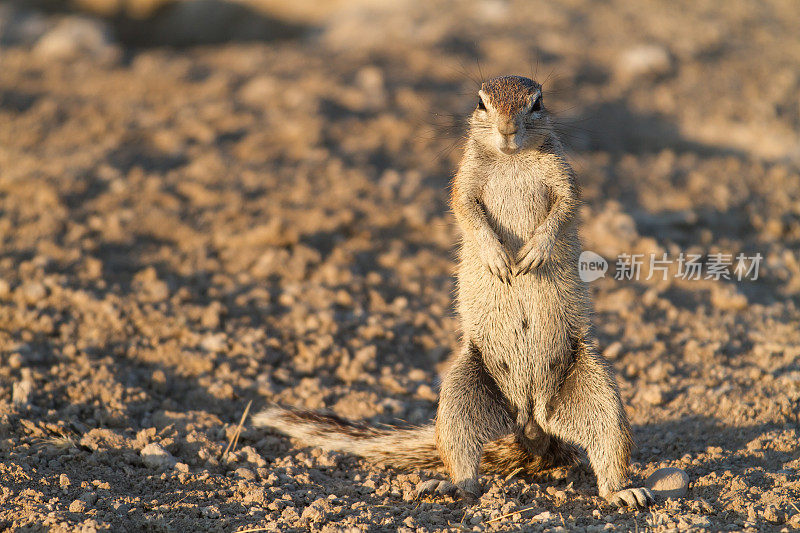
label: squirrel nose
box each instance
[497,121,517,136]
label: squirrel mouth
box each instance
[499,146,519,155]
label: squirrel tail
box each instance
[252,405,442,471]
[253,405,578,475]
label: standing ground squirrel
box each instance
[254,75,654,509]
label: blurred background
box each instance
[0,0,799,531]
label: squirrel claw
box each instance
[606,487,655,509]
[415,479,458,500]
[516,233,553,275]
[415,479,480,503]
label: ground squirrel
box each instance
[254,75,654,509]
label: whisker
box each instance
[454,56,483,89]
[542,66,558,87]
[475,56,485,85]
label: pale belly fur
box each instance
[456,165,588,420]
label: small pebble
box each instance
[235,467,256,480]
[603,341,623,359]
[763,504,785,524]
[645,467,689,498]
[202,505,221,518]
[20,281,47,303]
[0,279,10,298]
[640,385,664,405]
[68,499,86,513]
[12,379,34,406]
[34,16,118,62]
[616,44,672,79]
[7,352,23,369]
[140,443,177,469]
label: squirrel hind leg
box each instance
[540,341,652,508]
[434,342,514,501]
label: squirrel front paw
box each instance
[477,234,513,283]
[515,232,554,275]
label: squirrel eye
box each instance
[477,97,486,111]
[531,96,543,112]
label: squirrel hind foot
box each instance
[415,479,480,504]
[605,487,655,509]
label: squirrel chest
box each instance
[479,163,551,253]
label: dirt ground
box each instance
[1,0,799,531]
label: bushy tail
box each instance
[253,406,442,470]
[253,406,578,475]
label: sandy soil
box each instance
[1,0,799,531]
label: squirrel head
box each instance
[470,75,551,156]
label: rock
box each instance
[133,267,170,302]
[640,385,664,405]
[201,505,221,518]
[140,443,177,469]
[69,499,87,513]
[763,504,785,524]
[616,44,672,80]
[0,278,10,298]
[711,286,748,311]
[19,281,47,303]
[200,302,224,329]
[12,379,33,407]
[235,467,256,481]
[7,352,23,369]
[239,76,278,107]
[59,474,71,490]
[602,341,623,359]
[645,467,689,498]
[355,66,386,109]
[532,511,554,522]
[200,333,227,353]
[688,515,711,528]
[301,498,330,523]
[239,446,267,468]
[33,16,120,63]
[79,428,128,452]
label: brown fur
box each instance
[480,75,540,116]
[252,405,575,475]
